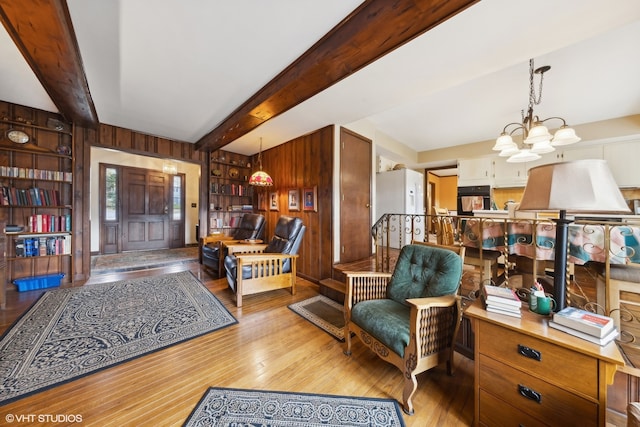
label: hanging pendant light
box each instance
[249,138,273,186]
[493,59,580,163]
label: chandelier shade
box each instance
[523,123,552,144]
[498,142,519,157]
[492,133,515,151]
[551,125,581,146]
[506,149,540,163]
[494,59,580,163]
[530,140,555,154]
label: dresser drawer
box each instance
[479,389,547,427]
[477,321,597,398]
[479,354,598,427]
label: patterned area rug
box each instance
[91,246,199,274]
[184,387,406,427]
[0,271,237,405]
[288,295,346,341]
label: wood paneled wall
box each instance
[258,125,334,282]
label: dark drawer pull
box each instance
[518,384,542,404]
[518,344,541,361]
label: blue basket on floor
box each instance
[14,274,65,292]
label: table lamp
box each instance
[518,159,630,311]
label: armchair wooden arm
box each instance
[406,295,462,374]
[199,234,235,263]
[225,243,268,255]
[344,271,392,318]
[233,253,299,307]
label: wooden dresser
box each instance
[466,300,624,427]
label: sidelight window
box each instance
[105,167,118,221]
[172,175,182,220]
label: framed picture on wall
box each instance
[257,192,267,211]
[288,189,300,211]
[269,192,279,211]
[303,186,317,212]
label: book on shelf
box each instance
[548,320,618,346]
[486,305,521,318]
[552,307,615,338]
[482,284,522,308]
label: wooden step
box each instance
[319,278,345,294]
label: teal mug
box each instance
[534,295,556,315]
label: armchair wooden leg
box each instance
[236,275,243,307]
[402,372,418,415]
[343,323,352,356]
[291,262,297,295]
[447,347,456,376]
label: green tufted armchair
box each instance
[343,243,464,415]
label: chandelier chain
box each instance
[529,58,544,107]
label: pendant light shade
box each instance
[249,137,273,187]
[249,170,273,186]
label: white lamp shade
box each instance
[498,142,519,157]
[518,159,630,213]
[524,124,552,144]
[530,140,556,154]
[507,149,541,163]
[493,134,514,151]
[551,126,581,146]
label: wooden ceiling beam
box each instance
[195,0,478,152]
[0,0,98,128]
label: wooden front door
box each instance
[121,167,171,251]
[339,127,372,263]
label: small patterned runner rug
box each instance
[0,271,237,405]
[184,387,406,427]
[91,246,199,274]
[288,295,346,341]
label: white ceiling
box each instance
[1,0,639,168]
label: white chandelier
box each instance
[492,58,580,163]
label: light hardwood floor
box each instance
[0,262,475,426]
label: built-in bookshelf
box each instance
[0,115,74,285]
[208,150,254,235]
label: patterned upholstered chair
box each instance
[224,216,305,307]
[200,213,265,278]
[343,243,464,415]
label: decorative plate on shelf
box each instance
[212,169,222,177]
[228,168,239,178]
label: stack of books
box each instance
[549,307,618,346]
[482,284,522,318]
